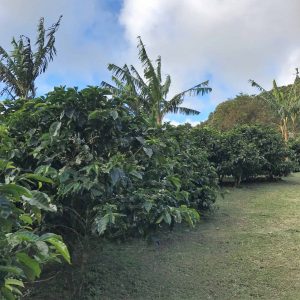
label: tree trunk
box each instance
[291,115,297,138]
[283,117,289,142]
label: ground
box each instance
[26,174,300,299]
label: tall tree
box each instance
[0,16,62,100]
[249,71,300,141]
[205,93,278,131]
[102,37,211,125]
[289,69,300,135]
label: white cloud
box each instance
[277,49,300,85]
[120,0,300,106]
[164,117,201,127]
[1,0,300,119]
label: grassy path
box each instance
[28,174,300,299]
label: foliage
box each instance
[192,125,293,185]
[0,16,62,100]
[0,159,70,299]
[205,93,278,131]
[249,73,300,141]
[1,86,218,243]
[101,37,211,125]
[288,138,300,171]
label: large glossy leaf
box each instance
[49,121,61,137]
[21,190,57,212]
[19,173,53,184]
[16,252,41,279]
[0,184,32,199]
[5,278,24,288]
[0,266,23,276]
[0,160,15,172]
[9,231,39,243]
[45,237,71,264]
[93,214,110,235]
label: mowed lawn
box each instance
[27,174,300,300]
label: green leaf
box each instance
[167,176,181,191]
[35,241,49,256]
[129,170,143,179]
[10,231,39,243]
[93,214,110,235]
[143,147,153,158]
[16,252,41,279]
[22,190,57,212]
[19,173,53,185]
[49,121,61,137]
[109,110,119,120]
[156,215,164,224]
[19,214,33,225]
[110,168,125,186]
[45,237,71,264]
[163,212,172,225]
[142,201,153,213]
[0,184,32,199]
[38,232,61,241]
[5,278,24,288]
[1,287,15,300]
[0,160,15,172]
[0,266,23,276]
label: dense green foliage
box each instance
[190,125,293,185]
[206,78,300,138]
[250,75,300,141]
[205,93,278,131]
[289,138,300,171]
[1,87,219,243]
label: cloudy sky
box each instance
[1,0,300,124]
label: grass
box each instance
[26,174,300,299]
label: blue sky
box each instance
[1,0,300,125]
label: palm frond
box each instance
[33,15,62,77]
[136,36,159,87]
[156,55,161,83]
[161,80,210,117]
[161,75,171,98]
[111,76,126,91]
[249,79,266,93]
[108,63,149,97]
[172,106,200,115]
[129,65,148,90]
[0,61,19,97]
[271,80,284,104]
[108,64,133,84]
[169,80,211,102]
[100,81,119,95]
[249,79,273,104]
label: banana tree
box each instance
[249,72,300,141]
[102,37,211,126]
[0,16,62,100]
[289,71,300,136]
